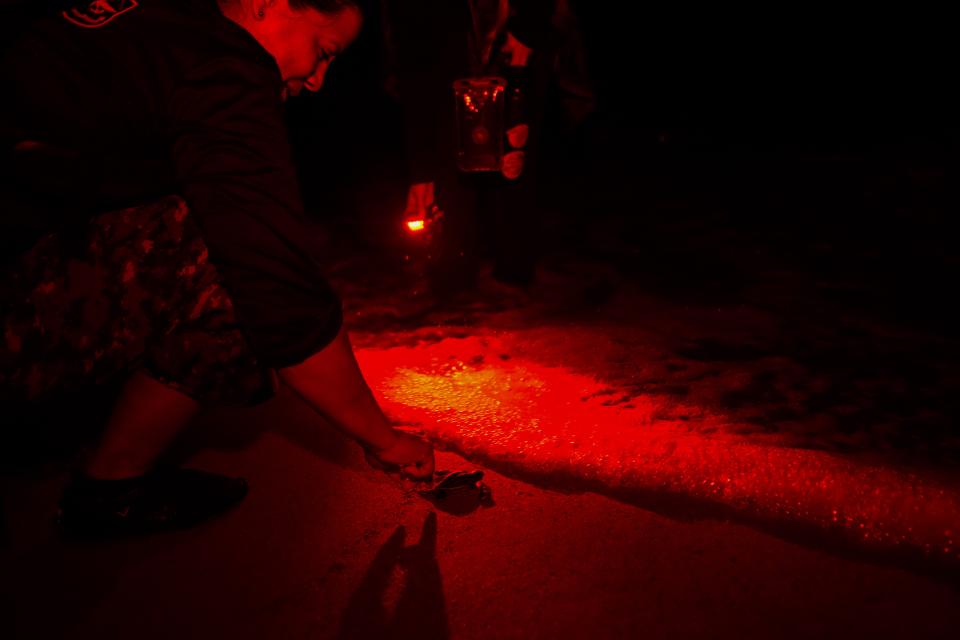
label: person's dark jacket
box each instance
[1,0,342,369]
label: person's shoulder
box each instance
[46,0,273,71]
[141,1,273,65]
[156,0,280,84]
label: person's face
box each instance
[251,0,362,100]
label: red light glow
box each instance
[355,330,960,565]
[406,219,425,232]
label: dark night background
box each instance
[288,1,959,341]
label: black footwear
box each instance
[57,468,248,538]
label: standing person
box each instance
[1,0,434,537]
[384,0,555,297]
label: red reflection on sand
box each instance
[357,334,960,562]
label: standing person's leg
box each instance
[488,172,539,288]
[488,49,554,289]
[384,0,477,299]
[427,170,481,297]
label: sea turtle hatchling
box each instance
[418,470,492,509]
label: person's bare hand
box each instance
[506,124,529,149]
[501,150,525,180]
[365,430,435,482]
[501,32,533,67]
[404,181,436,222]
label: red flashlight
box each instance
[404,204,443,235]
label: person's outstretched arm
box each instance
[279,326,435,481]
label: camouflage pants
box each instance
[1,196,275,406]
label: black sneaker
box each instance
[57,468,248,538]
